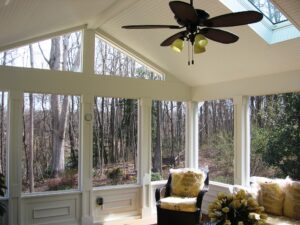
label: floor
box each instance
[100,214,210,225]
[101,216,156,225]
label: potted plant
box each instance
[208,190,267,225]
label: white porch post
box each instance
[8,90,23,225]
[186,101,199,169]
[81,28,95,225]
[233,96,250,186]
[81,94,94,225]
[139,98,152,217]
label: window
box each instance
[219,0,300,44]
[250,92,300,180]
[94,36,164,80]
[0,31,82,72]
[0,91,8,196]
[248,0,287,24]
[22,93,80,193]
[198,99,234,184]
[151,100,186,181]
[93,97,138,187]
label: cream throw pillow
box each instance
[160,196,197,212]
[170,168,205,197]
[283,181,300,220]
[258,182,285,216]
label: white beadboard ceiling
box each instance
[0,0,299,87]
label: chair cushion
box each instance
[258,182,285,216]
[160,196,197,212]
[170,168,205,197]
[265,214,300,225]
[283,180,300,220]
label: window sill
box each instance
[21,189,81,198]
[93,183,141,191]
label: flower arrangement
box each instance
[208,190,267,225]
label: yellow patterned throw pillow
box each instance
[258,182,285,216]
[283,181,300,220]
[170,168,205,197]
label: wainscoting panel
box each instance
[93,186,141,223]
[21,192,81,225]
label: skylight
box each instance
[248,0,287,24]
[219,0,300,44]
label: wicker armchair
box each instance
[155,168,209,225]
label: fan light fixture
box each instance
[171,38,184,52]
[122,0,263,65]
[195,34,208,47]
[171,34,208,64]
[171,35,208,54]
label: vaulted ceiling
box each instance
[0,0,299,87]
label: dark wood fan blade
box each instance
[200,28,239,44]
[169,1,198,25]
[122,25,182,29]
[204,11,263,27]
[160,31,186,46]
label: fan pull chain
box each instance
[192,43,194,65]
[188,42,190,66]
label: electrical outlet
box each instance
[96,197,103,206]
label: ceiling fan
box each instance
[122,0,263,65]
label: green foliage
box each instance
[263,94,300,179]
[250,126,274,177]
[0,173,7,216]
[200,131,234,184]
[151,172,162,181]
[251,93,300,180]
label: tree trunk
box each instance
[204,101,209,142]
[152,101,162,173]
[51,95,69,177]
[110,98,115,163]
[68,96,77,169]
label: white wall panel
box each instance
[93,186,141,223]
[21,193,81,225]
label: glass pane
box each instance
[0,91,8,197]
[151,101,186,181]
[22,93,80,193]
[250,93,300,180]
[95,36,164,80]
[93,97,138,186]
[248,0,287,24]
[0,31,82,72]
[198,99,234,184]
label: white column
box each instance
[139,98,152,217]
[82,28,95,75]
[81,94,94,225]
[8,90,23,225]
[186,101,199,168]
[233,96,250,186]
